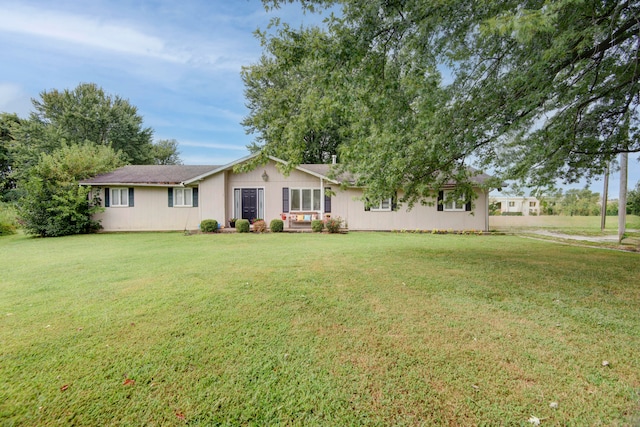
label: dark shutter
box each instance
[364,198,370,212]
[324,187,331,213]
[168,188,173,207]
[465,200,472,212]
[391,192,398,211]
[437,191,444,211]
[193,188,199,207]
[128,188,134,207]
[282,187,289,213]
[104,187,110,207]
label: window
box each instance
[290,188,321,211]
[110,188,129,207]
[370,198,392,211]
[443,191,467,211]
[173,188,193,207]
[529,201,536,207]
[508,201,515,207]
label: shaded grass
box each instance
[1,232,639,425]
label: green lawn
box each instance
[1,232,639,426]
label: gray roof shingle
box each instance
[79,165,219,185]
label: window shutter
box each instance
[437,191,444,211]
[193,188,199,207]
[104,187,110,207]
[364,198,370,212]
[168,188,173,207]
[392,192,398,211]
[128,188,134,207]
[324,187,331,213]
[465,200,472,212]
[282,187,289,213]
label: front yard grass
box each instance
[1,232,639,425]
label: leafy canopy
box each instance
[18,143,124,237]
[251,0,640,204]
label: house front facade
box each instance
[80,155,493,232]
[490,196,540,216]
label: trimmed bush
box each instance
[311,219,324,232]
[253,219,267,233]
[236,219,250,233]
[270,219,284,232]
[200,219,218,233]
[501,212,523,216]
[325,217,343,233]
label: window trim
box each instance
[173,187,193,207]
[443,190,467,212]
[110,188,129,207]
[290,188,322,212]
[370,198,392,212]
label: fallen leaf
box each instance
[175,412,185,420]
[549,401,559,409]
[602,360,610,367]
[528,415,541,425]
[60,384,69,392]
[123,378,135,386]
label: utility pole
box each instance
[618,152,628,244]
[601,164,609,231]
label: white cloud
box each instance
[0,4,188,63]
[0,83,32,115]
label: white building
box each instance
[490,196,540,216]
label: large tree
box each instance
[11,83,154,179]
[152,139,183,165]
[242,26,347,165]
[251,0,640,205]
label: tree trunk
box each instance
[618,153,628,243]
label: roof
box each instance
[79,165,219,186]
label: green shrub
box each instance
[270,219,284,232]
[200,219,218,233]
[311,219,324,232]
[0,203,18,236]
[325,217,343,233]
[236,219,250,233]
[501,212,523,216]
[253,219,267,233]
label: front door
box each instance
[241,189,257,220]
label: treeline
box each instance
[538,188,640,216]
[0,83,181,237]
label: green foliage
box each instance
[269,218,284,232]
[254,0,640,200]
[253,219,267,233]
[556,188,601,216]
[606,200,619,216]
[311,219,324,232]
[0,202,18,235]
[325,216,343,233]
[18,143,123,237]
[11,83,154,185]
[236,219,250,233]
[242,27,346,165]
[628,182,640,215]
[152,139,182,165]
[200,219,218,233]
[0,113,21,202]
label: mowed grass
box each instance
[1,232,639,426]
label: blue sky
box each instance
[0,0,636,197]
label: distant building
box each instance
[490,196,540,216]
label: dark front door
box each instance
[241,189,258,220]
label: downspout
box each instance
[320,178,324,218]
[485,189,489,232]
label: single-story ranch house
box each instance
[79,154,495,232]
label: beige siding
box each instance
[225,162,324,227]
[198,173,226,225]
[94,187,200,231]
[331,188,489,231]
